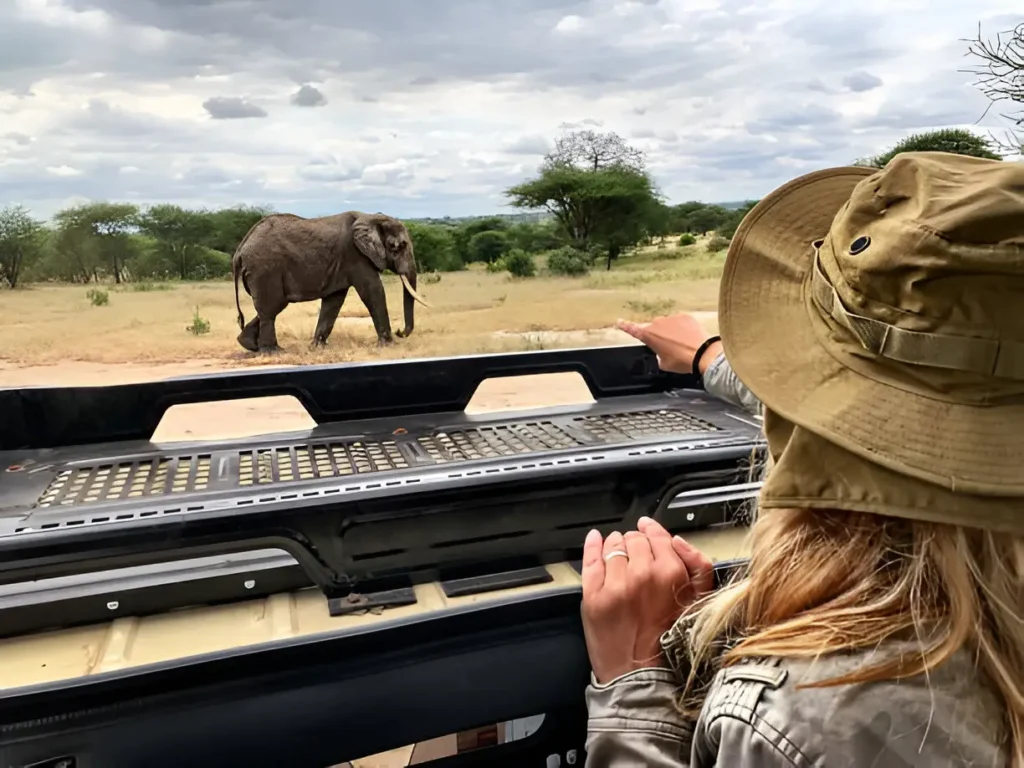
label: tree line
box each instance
[0,176,757,288]
[0,202,271,289]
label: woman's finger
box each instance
[615,318,648,342]
[637,516,675,563]
[581,528,606,596]
[671,535,715,594]
[623,530,653,569]
[602,531,629,584]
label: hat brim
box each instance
[719,166,1024,496]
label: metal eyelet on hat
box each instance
[849,236,871,254]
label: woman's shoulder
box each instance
[694,646,1006,767]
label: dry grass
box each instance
[0,238,725,368]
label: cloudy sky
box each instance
[1,0,1020,220]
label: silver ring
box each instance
[603,550,629,562]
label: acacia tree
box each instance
[0,205,46,289]
[964,21,1023,154]
[51,202,139,283]
[507,130,660,269]
[137,204,215,280]
[544,129,646,173]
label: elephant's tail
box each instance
[231,216,269,330]
[232,253,244,331]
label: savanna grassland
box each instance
[0,237,725,371]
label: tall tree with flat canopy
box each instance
[506,129,661,269]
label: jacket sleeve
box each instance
[701,353,762,417]
[584,668,691,767]
[694,714,800,767]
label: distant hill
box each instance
[404,212,551,226]
[712,201,757,211]
[405,200,758,226]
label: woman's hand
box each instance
[616,313,722,375]
[581,516,715,685]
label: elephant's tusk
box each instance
[400,274,432,308]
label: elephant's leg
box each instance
[313,288,348,347]
[351,274,393,346]
[255,303,286,354]
[237,316,260,352]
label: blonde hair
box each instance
[676,504,1024,765]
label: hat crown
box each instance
[814,151,1024,391]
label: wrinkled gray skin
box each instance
[232,212,428,353]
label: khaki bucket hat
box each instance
[719,151,1024,498]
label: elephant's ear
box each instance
[352,215,387,271]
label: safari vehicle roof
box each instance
[0,345,760,767]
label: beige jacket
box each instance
[584,647,1007,767]
[583,354,1008,766]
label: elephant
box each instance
[231,211,430,353]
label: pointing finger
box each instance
[616,319,648,342]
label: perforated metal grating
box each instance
[573,409,719,441]
[238,440,409,486]
[32,408,724,507]
[37,455,212,508]
[417,422,582,462]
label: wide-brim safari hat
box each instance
[719,151,1024,498]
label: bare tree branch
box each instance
[961,21,1023,155]
[543,129,646,173]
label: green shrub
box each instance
[187,248,232,280]
[504,249,536,278]
[678,233,697,246]
[546,246,591,277]
[420,272,442,285]
[706,234,730,253]
[186,306,211,335]
[86,288,109,306]
[468,230,511,264]
[486,257,507,273]
[407,222,464,272]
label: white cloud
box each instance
[554,14,586,34]
[0,0,1019,220]
[45,164,81,176]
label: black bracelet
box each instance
[692,335,722,378]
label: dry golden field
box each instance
[0,239,724,371]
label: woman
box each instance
[581,151,1024,767]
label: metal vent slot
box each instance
[37,455,212,508]
[239,440,408,486]
[417,422,582,463]
[574,409,720,442]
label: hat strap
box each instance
[810,250,1024,380]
